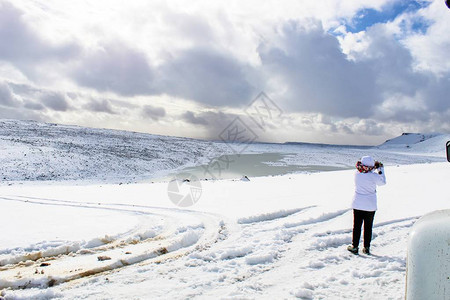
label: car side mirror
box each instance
[447,141,450,162]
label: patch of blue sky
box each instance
[345,0,431,33]
[403,15,432,34]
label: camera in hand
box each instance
[374,161,383,169]
[374,161,383,174]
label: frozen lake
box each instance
[165,152,348,181]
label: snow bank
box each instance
[0,228,160,267]
[167,228,203,252]
[284,209,350,228]
[237,208,307,224]
[245,252,277,265]
[219,246,253,260]
[1,288,62,300]
[292,288,314,299]
[0,242,80,266]
[310,235,351,250]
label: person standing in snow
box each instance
[347,156,386,255]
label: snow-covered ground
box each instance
[0,120,447,183]
[0,121,449,299]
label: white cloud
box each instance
[0,0,448,145]
[403,0,450,75]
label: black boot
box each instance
[347,245,359,254]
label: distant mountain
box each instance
[380,133,442,146]
[379,133,450,155]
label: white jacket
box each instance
[351,167,386,212]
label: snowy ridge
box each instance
[284,209,350,228]
[401,134,450,154]
[381,133,441,146]
[0,119,228,183]
[237,207,309,224]
[378,132,450,154]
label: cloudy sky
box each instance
[0,0,449,145]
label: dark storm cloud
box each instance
[41,92,70,112]
[141,105,166,121]
[72,45,256,106]
[84,99,116,114]
[0,82,46,120]
[72,43,155,96]
[0,81,20,107]
[8,82,38,95]
[362,24,426,97]
[255,19,450,133]
[258,21,379,119]
[358,24,450,124]
[23,100,45,111]
[181,111,237,128]
[420,77,450,113]
[180,110,260,141]
[7,81,72,112]
[0,106,44,121]
[0,2,80,76]
[157,47,256,106]
[181,111,209,125]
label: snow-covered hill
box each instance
[0,119,227,183]
[378,132,450,155]
[381,133,441,146]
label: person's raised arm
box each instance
[375,166,386,186]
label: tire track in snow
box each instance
[0,196,228,290]
[308,216,418,251]
[292,217,415,300]
[222,211,415,299]
[188,208,356,299]
[0,196,171,266]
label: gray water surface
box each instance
[165,153,348,181]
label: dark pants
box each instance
[352,209,376,249]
